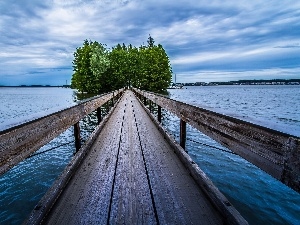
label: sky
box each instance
[0,0,299,85]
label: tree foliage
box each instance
[71,36,172,93]
[71,40,93,93]
[90,42,110,93]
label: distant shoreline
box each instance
[175,79,300,86]
[1,78,300,88]
[0,85,71,88]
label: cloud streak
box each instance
[0,0,299,85]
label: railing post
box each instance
[144,96,147,105]
[112,92,115,106]
[74,122,81,153]
[97,107,102,124]
[158,105,162,123]
[180,119,186,150]
[149,100,152,113]
[106,101,110,114]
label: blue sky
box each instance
[0,0,299,85]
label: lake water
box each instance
[166,85,300,225]
[0,86,299,224]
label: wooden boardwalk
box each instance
[26,90,246,224]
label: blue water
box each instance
[0,86,299,224]
[0,88,76,224]
[0,87,76,130]
[165,85,300,225]
[168,85,300,136]
[0,88,103,225]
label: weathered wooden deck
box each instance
[25,90,246,224]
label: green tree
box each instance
[127,45,142,88]
[106,44,127,91]
[71,36,172,94]
[89,42,110,93]
[147,34,155,47]
[139,37,172,92]
[71,40,93,93]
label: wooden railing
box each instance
[0,89,124,176]
[132,88,300,193]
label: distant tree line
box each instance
[182,79,300,86]
[71,36,172,94]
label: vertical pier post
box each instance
[180,119,186,150]
[158,105,162,123]
[149,100,152,113]
[74,122,81,153]
[97,107,102,124]
[108,99,111,110]
[106,101,110,114]
[112,92,115,106]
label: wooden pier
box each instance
[0,88,299,224]
[24,90,246,224]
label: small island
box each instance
[71,36,172,94]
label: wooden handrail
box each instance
[132,88,300,193]
[0,89,124,176]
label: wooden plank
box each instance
[26,90,247,224]
[24,94,123,224]
[108,92,156,224]
[136,94,248,225]
[27,93,124,224]
[130,92,229,225]
[0,89,123,176]
[133,88,300,193]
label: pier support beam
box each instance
[97,107,102,124]
[158,106,162,123]
[111,92,115,106]
[180,119,186,150]
[105,101,110,114]
[74,122,81,153]
[149,100,152,113]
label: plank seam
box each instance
[133,92,248,225]
[132,101,160,225]
[23,94,124,225]
[107,103,126,224]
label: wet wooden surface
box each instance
[39,90,237,225]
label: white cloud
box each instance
[0,0,300,85]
